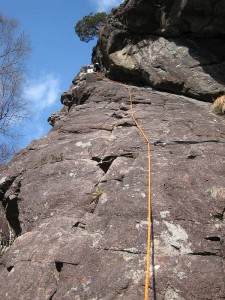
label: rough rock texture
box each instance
[93,0,225,101]
[1,0,225,299]
[0,73,225,299]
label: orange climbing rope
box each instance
[124,84,152,300]
[100,75,152,299]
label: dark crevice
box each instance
[205,236,221,242]
[102,247,142,255]
[99,158,115,173]
[92,155,117,173]
[213,208,225,221]
[63,261,79,266]
[171,244,181,250]
[7,266,14,272]
[131,100,152,105]
[118,121,136,127]
[58,129,80,134]
[154,139,225,146]
[49,289,57,300]
[92,152,139,174]
[120,152,139,159]
[89,127,113,132]
[4,198,22,237]
[0,175,22,253]
[72,221,86,229]
[187,154,196,159]
[188,251,218,256]
[91,157,101,163]
[55,261,79,270]
[55,261,63,273]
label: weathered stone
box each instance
[93,0,225,101]
[0,73,225,299]
[1,0,225,298]
[48,106,68,127]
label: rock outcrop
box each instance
[93,0,225,101]
[1,1,225,299]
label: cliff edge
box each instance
[93,0,225,101]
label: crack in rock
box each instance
[72,221,86,229]
[92,155,117,173]
[92,152,139,174]
[101,247,143,255]
[188,251,219,257]
[0,174,23,255]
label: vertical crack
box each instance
[4,197,22,237]
[49,289,57,300]
[0,174,23,255]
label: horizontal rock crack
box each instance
[101,247,144,255]
[154,139,225,146]
[188,251,219,256]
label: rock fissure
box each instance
[92,155,117,173]
[214,208,225,221]
[101,247,143,255]
[188,251,219,257]
[7,266,14,272]
[55,261,64,273]
[153,139,225,146]
[204,236,221,242]
[72,221,86,229]
[49,290,58,300]
[58,129,80,134]
[55,260,80,275]
[89,126,114,132]
[92,152,138,175]
[0,173,23,256]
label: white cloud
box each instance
[25,74,61,110]
[90,0,124,12]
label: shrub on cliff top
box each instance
[74,12,107,43]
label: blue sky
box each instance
[0,0,124,150]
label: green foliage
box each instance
[74,12,107,43]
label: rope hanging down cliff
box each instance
[104,77,152,300]
[127,84,152,300]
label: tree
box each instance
[74,12,107,43]
[0,13,31,162]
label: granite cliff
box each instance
[1,1,225,299]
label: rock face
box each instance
[93,0,225,101]
[0,73,225,299]
[1,1,225,299]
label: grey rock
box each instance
[1,0,225,299]
[93,0,225,101]
[0,75,225,299]
[48,107,68,127]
